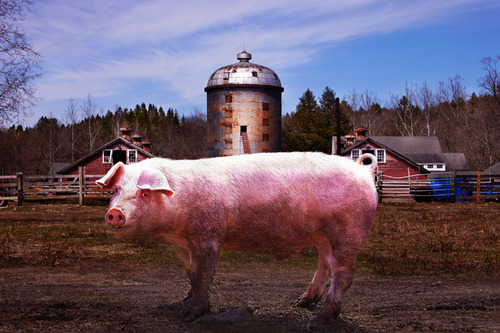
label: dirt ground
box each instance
[1,203,499,332]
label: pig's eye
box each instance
[141,190,150,199]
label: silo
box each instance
[205,50,284,157]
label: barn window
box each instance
[103,149,113,164]
[128,150,137,164]
[376,149,386,163]
[351,149,360,161]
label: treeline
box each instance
[1,56,499,175]
[283,74,499,170]
[0,100,207,175]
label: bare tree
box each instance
[417,81,437,136]
[390,82,423,136]
[0,0,41,125]
[478,55,500,104]
[81,94,102,152]
[63,98,79,162]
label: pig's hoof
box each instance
[181,289,192,302]
[294,295,318,309]
[309,303,341,326]
[181,305,210,322]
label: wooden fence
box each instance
[1,168,499,206]
[377,171,500,203]
[0,167,113,206]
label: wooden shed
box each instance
[58,137,154,176]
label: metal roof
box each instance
[206,50,282,89]
[368,136,446,164]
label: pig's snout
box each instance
[106,208,126,228]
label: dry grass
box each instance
[0,202,499,278]
[359,202,499,277]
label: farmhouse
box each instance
[58,130,154,176]
[342,135,470,176]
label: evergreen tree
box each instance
[283,88,346,153]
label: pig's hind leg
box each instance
[295,238,332,308]
[312,225,369,324]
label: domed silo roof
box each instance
[205,50,283,90]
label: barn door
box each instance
[113,150,127,164]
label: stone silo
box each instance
[205,50,284,157]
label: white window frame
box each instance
[420,163,446,171]
[127,149,137,164]
[103,149,113,164]
[376,149,386,163]
[351,149,360,161]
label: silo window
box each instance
[225,94,232,103]
[252,71,258,77]
[263,134,270,142]
[262,118,269,126]
[223,71,230,80]
[240,125,247,135]
[262,102,269,111]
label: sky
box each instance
[11,0,500,128]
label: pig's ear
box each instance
[136,169,175,197]
[96,162,125,188]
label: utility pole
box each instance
[336,97,341,155]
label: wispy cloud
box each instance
[20,0,500,123]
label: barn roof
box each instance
[443,153,470,171]
[369,136,446,164]
[58,137,154,174]
[483,161,500,174]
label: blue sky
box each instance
[12,0,500,128]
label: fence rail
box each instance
[377,171,500,203]
[1,168,500,206]
[0,167,112,206]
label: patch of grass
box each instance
[359,202,499,277]
[1,202,498,277]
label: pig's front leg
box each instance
[181,240,221,322]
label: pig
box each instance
[96,152,378,324]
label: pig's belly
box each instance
[222,230,326,259]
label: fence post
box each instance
[377,172,383,203]
[16,172,23,206]
[78,166,84,206]
[452,170,456,203]
[476,171,481,203]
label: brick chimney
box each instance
[132,132,143,148]
[142,138,151,152]
[355,127,366,141]
[120,124,131,141]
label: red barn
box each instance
[59,137,154,176]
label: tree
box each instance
[390,83,423,136]
[282,89,330,152]
[0,0,41,125]
[81,94,102,153]
[63,98,79,162]
[478,55,500,104]
[318,86,351,152]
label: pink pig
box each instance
[96,152,378,324]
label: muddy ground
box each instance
[0,203,499,332]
